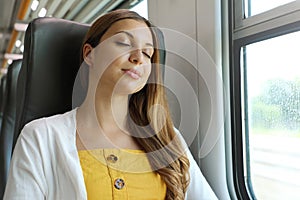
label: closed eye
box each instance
[143,48,153,59]
[115,41,131,47]
[142,52,151,59]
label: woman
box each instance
[4,9,217,200]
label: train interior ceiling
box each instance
[0,0,143,71]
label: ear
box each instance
[82,43,94,66]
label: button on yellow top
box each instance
[106,154,118,163]
[78,149,167,200]
[114,178,125,190]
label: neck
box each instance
[79,86,129,132]
[75,82,143,150]
[97,93,128,133]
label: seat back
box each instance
[0,59,22,198]
[0,75,7,133]
[13,18,89,147]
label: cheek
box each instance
[144,64,152,78]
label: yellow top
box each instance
[78,149,167,200]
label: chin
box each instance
[113,79,147,95]
[113,85,144,96]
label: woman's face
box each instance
[87,19,154,95]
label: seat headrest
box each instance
[13,17,89,145]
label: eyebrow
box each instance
[115,31,154,47]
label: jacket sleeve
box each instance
[3,123,47,200]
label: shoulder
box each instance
[25,108,76,129]
[19,108,77,143]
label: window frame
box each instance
[229,0,300,199]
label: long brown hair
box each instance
[81,9,190,199]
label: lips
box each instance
[122,68,141,79]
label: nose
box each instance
[129,49,143,65]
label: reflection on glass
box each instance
[242,31,300,199]
[244,0,296,17]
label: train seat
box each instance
[0,59,22,198]
[13,17,89,145]
[0,75,7,133]
[0,17,89,198]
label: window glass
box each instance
[244,0,296,17]
[130,0,148,19]
[242,31,300,199]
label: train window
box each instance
[241,31,300,200]
[229,0,300,199]
[129,0,148,19]
[244,0,296,17]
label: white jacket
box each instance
[4,109,218,200]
